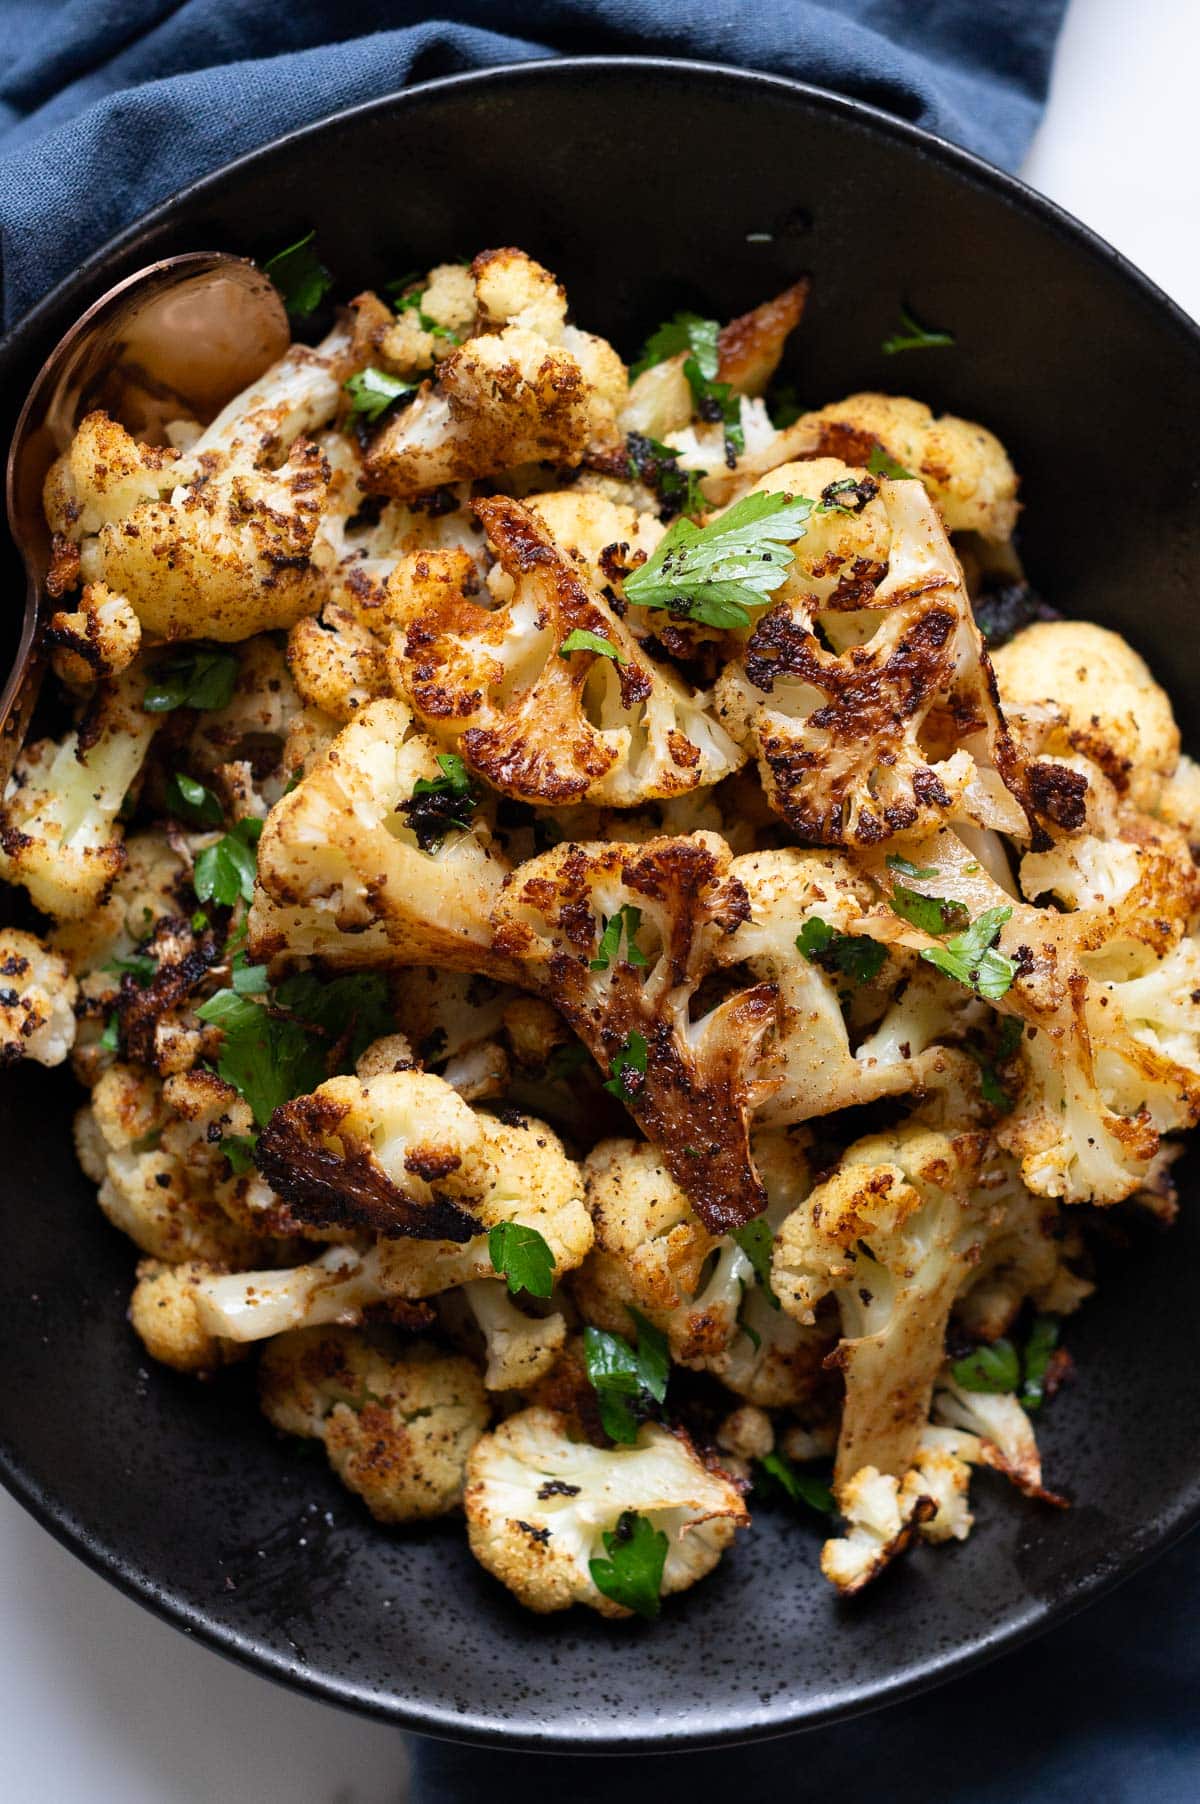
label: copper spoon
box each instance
[1,252,291,786]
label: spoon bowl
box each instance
[1,251,289,783]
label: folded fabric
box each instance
[0,0,1068,327]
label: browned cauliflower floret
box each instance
[992,620,1180,811]
[714,469,1057,849]
[0,928,77,1067]
[80,1062,271,1265]
[463,1406,748,1616]
[47,582,141,687]
[44,325,351,640]
[287,603,387,722]
[259,1327,489,1522]
[492,833,777,1234]
[248,697,512,973]
[0,665,158,919]
[718,392,1018,540]
[383,496,742,807]
[191,1090,591,1340]
[575,1130,832,1408]
[772,1123,990,1485]
[363,250,625,496]
[128,1258,248,1374]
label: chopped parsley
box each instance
[888,883,971,937]
[630,310,720,380]
[886,854,939,882]
[488,1221,556,1299]
[602,1030,648,1102]
[230,955,269,995]
[730,1216,781,1308]
[394,287,460,342]
[582,1314,667,1444]
[165,772,223,828]
[950,1337,1020,1394]
[755,1450,836,1516]
[796,917,888,985]
[196,971,393,1127]
[866,445,918,482]
[968,1014,1024,1111]
[264,231,332,319]
[1020,1315,1061,1412]
[623,489,815,630]
[400,753,478,851]
[143,646,239,714]
[343,366,417,423]
[625,433,708,521]
[881,305,955,356]
[98,1014,120,1053]
[221,1134,259,1175]
[558,628,627,664]
[103,951,157,986]
[588,1511,668,1619]
[921,906,1017,1001]
[193,817,263,908]
[590,905,648,972]
[768,382,802,429]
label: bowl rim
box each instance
[2,52,1199,1752]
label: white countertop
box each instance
[3,3,1197,1796]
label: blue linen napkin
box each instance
[0,0,1067,327]
[7,4,1197,1800]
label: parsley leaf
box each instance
[165,772,223,828]
[630,310,720,380]
[888,883,971,936]
[881,304,955,356]
[729,1216,781,1308]
[867,445,918,481]
[559,628,627,664]
[922,906,1017,1001]
[221,1133,259,1175]
[193,817,263,908]
[103,952,157,986]
[400,753,478,852]
[968,1014,1024,1112]
[231,956,269,995]
[488,1221,556,1299]
[143,646,239,714]
[1020,1314,1060,1413]
[394,288,460,342]
[950,1338,1020,1393]
[796,917,887,985]
[98,1014,120,1053]
[273,970,394,1069]
[623,489,814,629]
[886,854,939,881]
[590,905,648,972]
[602,1030,648,1101]
[768,382,802,429]
[344,366,417,423]
[583,1317,667,1443]
[264,231,332,319]
[588,1511,668,1619]
[755,1450,836,1516]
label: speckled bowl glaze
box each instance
[1,58,1198,1752]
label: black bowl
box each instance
[2,58,1198,1752]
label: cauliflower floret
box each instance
[718,392,1018,540]
[819,1464,934,1595]
[47,582,141,687]
[248,697,512,973]
[993,620,1179,811]
[773,1123,991,1484]
[463,1406,748,1616]
[45,325,350,640]
[0,928,77,1066]
[524,489,663,597]
[714,470,1052,848]
[128,1258,248,1373]
[287,603,388,721]
[715,1405,774,1463]
[187,635,304,799]
[363,251,625,495]
[932,1373,1064,1504]
[383,496,743,807]
[575,1130,829,1406]
[82,1063,269,1265]
[492,833,777,1234]
[0,665,158,919]
[254,1069,492,1241]
[1155,753,1200,846]
[953,1154,1092,1340]
[462,1280,567,1390]
[259,1327,489,1522]
[193,1098,592,1339]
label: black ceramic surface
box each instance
[1,59,1198,1752]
